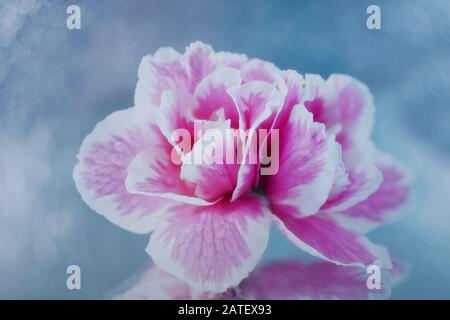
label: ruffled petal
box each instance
[241,59,286,92]
[332,154,412,232]
[228,80,285,201]
[73,107,169,234]
[134,47,190,108]
[134,42,220,109]
[213,51,248,69]
[125,147,216,206]
[304,74,375,148]
[180,120,239,202]
[264,105,341,218]
[321,152,383,212]
[156,89,196,153]
[193,66,241,128]
[304,74,381,211]
[183,41,216,92]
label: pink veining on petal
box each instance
[146,194,272,292]
[73,107,169,234]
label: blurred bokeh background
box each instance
[1,0,449,299]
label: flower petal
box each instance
[232,162,258,201]
[264,105,341,218]
[134,47,190,108]
[180,121,239,202]
[274,213,392,268]
[183,41,216,92]
[241,59,286,92]
[228,80,284,131]
[157,89,196,151]
[73,107,169,234]
[213,51,248,69]
[146,194,272,292]
[332,154,412,232]
[304,74,381,211]
[321,153,383,212]
[193,66,241,128]
[228,81,285,201]
[125,147,216,206]
[257,71,310,189]
[304,74,375,148]
[279,70,308,114]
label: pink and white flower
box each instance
[73,41,411,293]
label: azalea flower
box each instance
[73,41,411,293]
[114,259,408,300]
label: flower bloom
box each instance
[73,42,411,293]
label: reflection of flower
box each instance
[115,259,408,300]
[73,41,411,293]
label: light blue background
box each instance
[1,0,449,299]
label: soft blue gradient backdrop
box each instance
[1,0,449,299]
